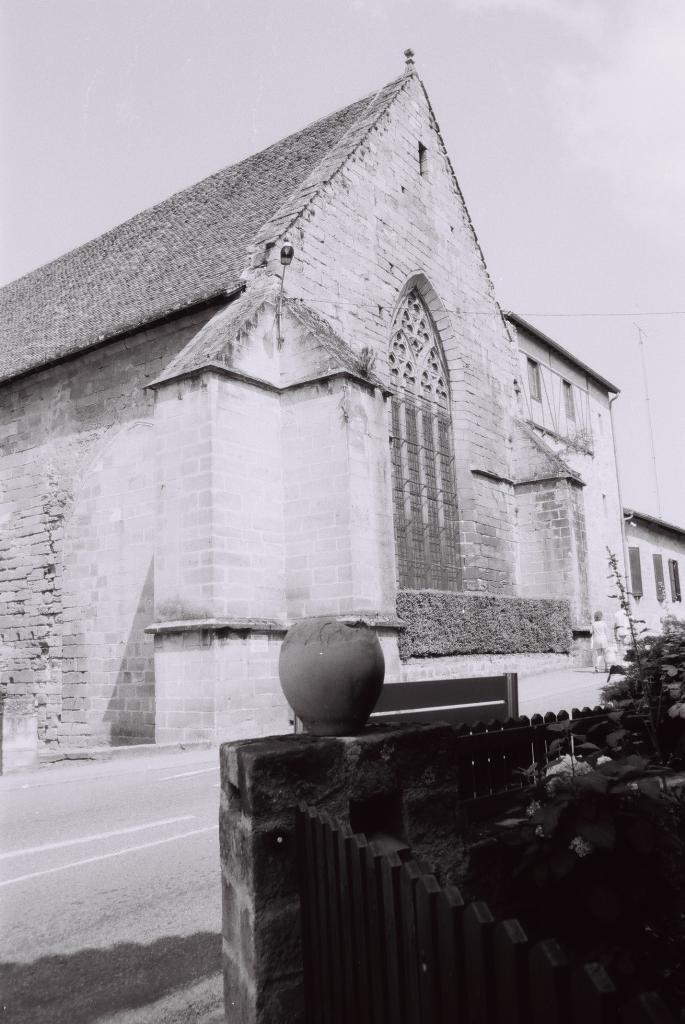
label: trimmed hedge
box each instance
[396,589,572,660]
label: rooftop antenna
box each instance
[635,323,662,517]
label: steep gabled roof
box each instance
[0,74,408,384]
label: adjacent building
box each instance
[624,509,684,631]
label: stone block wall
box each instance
[511,319,626,627]
[252,73,521,597]
[515,477,589,627]
[220,724,460,1023]
[153,371,285,624]
[282,377,396,620]
[0,305,220,747]
[153,626,288,746]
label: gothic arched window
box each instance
[389,288,462,590]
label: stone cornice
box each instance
[146,612,403,637]
[470,467,515,487]
[146,363,390,398]
[146,617,288,636]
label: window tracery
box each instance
[389,288,461,591]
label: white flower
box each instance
[545,755,592,778]
[526,800,541,818]
[569,836,593,858]
[545,755,592,791]
[596,756,612,765]
[534,825,545,838]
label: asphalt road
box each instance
[0,668,606,1024]
[0,749,224,1024]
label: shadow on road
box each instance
[0,930,221,1024]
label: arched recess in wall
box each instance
[388,275,462,591]
[61,420,155,745]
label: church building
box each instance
[0,54,629,754]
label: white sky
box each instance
[1,0,683,523]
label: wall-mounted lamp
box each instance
[276,238,294,348]
[280,242,294,266]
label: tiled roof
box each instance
[0,75,408,384]
[624,508,685,540]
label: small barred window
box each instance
[389,288,461,590]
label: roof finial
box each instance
[404,48,415,69]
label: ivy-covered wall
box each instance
[396,589,572,660]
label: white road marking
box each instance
[0,825,219,887]
[1,759,219,791]
[159,767,219,780]
[0,816,196,860]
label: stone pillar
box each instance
[150,368,288,744]
[220,724,459,1024]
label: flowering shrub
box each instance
[501,750,680,908]
[452,553,685,1008]
[602,552,685,768]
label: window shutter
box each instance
[653,554,665,601]
[628,546,643,597]
[669,559,682,602]
[527,359,541,402]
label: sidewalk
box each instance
[2,670,611,783]
[0,744,220,789]
[518,667,609,719]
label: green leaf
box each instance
[606,729,627,748]
[575,772,610,794]
[541,803,564,834]
[664,665,679,677]
[636,778,662,799]
[577,818,616,849]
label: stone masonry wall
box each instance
[153,372,285,624]
[220,725,460,1023]
[281,377,396,621]
[0,306,220,747]
[515,478,589,627]
[252,73,521,597]
[512,320,626,629]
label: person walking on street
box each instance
[591,610,609,673]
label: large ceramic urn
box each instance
[279,617,385,735]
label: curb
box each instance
[37,739,217,769]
